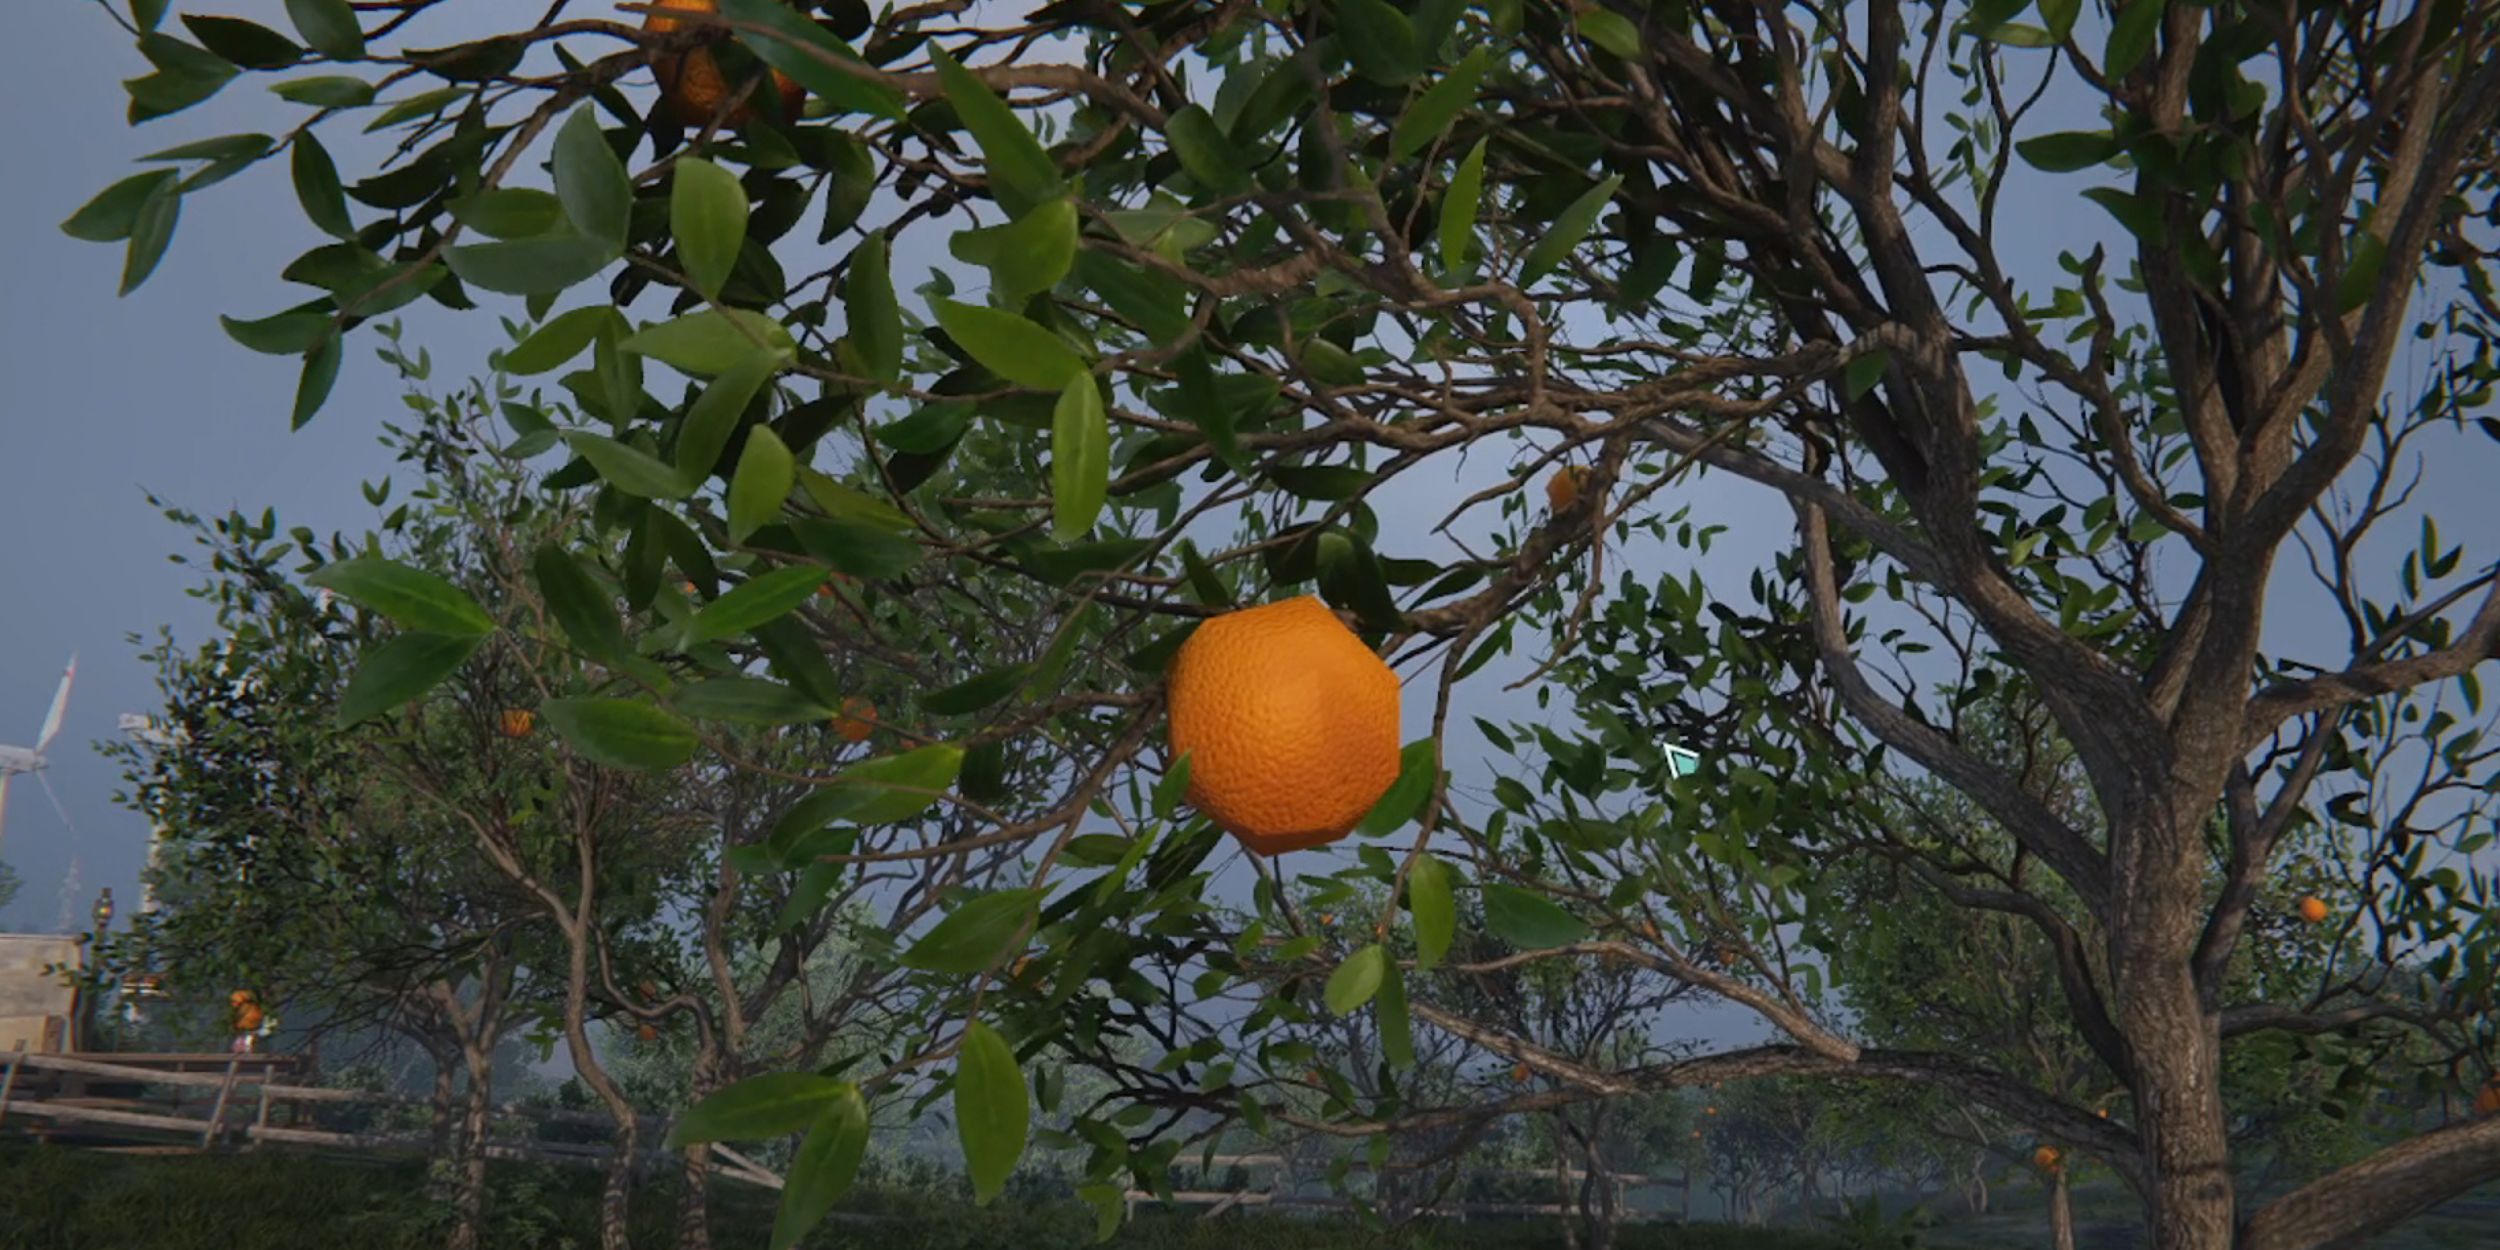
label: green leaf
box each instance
[670,157,748,302]
[307,557,496,635]
[1483,882,1590,949]
[1072,250,1190,345]
[1390,47,1491,160]
[502,306,614,376]
[1517,174,1620,287]
[288,133,353,239]
[933,300,1086,390]
[675,677,832,725]
[1325,944,1388,1015]
[449,187,564,239]
[540,697,701,770]
[182,15,302,69]
[284,0,366,59]
[2016,130,2120,173]
[293,333,341,428]
[690,564,829,641]
[977,199,1077,306]
[563,432,694,499]
[770,1085,869,1250]
[1152,753,1194,821]
[1337,0,1421,86]
[1051,374,1110,543]
[120,177,181,295]
[1577,8,1643,59]
[2039,0,2081,40]
[1408,854,1454,971]
[1844,348,1890,401]
[2334,233,2387,315]
[790,517,924,579]
[272,75,373,108]
[902,889,1041,974]
[2104,0,2163,79]
[553,106,632,247]
[675,352,782,482]
[1378,960,1414,1069]
[918,665,1034,716]
[444,235,619,296]
[221,310,332,355]
[929,44,1061,214]
[1358,739,1439,836]
[334,632,481,727]
[819,744,965,826]
[532,543,632,664]
[1174,346,1243,472]
[1437,137,1487,275]
[62,170,179,242]
[798,470,915,531]
[728,426,796,542]
[1166,104,1250,196]
[954,1021,1029,1206]
[717,0,905,122]
[844,232,902,384]
[665,1072,845,1147]
[624,310,796,376]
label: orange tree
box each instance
[69,3,2500,1249]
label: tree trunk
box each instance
[2119,840,2240,1250]
[675,1052,717,1250]
[447,1036,497,1250]
[2049,1167,2076,1250]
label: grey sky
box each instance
[3,3,2490,1070]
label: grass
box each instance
[0,1144,1849,1250]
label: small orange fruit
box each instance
[1690,1129,1701,1139]
[2097,1107,2111,1119]
[1320,913,1336,928]
[1511,1062,1531,1083]
[1704,1105,1716,1116]
[2033,1145,2062,1171]
[1164,596,1401,855]
[2297,895,2329,924]
[499,708,535,739]
[831,696,877,743]
[636,1024,658,1043]
[1544,465,1594,512]
[2475,1077,2500,1117]
[643,0,806,128]
[637,979,658,1000]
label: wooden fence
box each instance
[1123,1151,1690,1222]
[0,1047,779,1187]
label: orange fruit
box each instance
[236,1005,265,1031]
[2297,895,2329,924]
[2097,1107,2110,1119]
[1164,596,1401,855]
[1544,465,1594,512]
[831,696,877,743]
[1511,1062,1531,1083]
[229,990,254,1007]
[643,0,806,128]
[2476,1078,2500,1117]
[637,979,658,1000]
[636,1024,659,1043]
[1704,1106,1716,1116]
[2033,1146,2061,1171]
[499,708,535,739]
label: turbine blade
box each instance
[36,772,75,834]
[35,654,77,753]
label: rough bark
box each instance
[2050,1169,2075,1250]
[448,1034,496,1250]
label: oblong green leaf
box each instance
[917,664,1034,716]
[717,0,905,121]
[334,632,481,727]
[531,542,631,664]
[728,426,796,542]
[929,44,1061,213]
[501,305,615,376]
[1517,174,1621,287]
[1390,47,1492,160]
[62,170,179,242]
[283,0,365,59]
[1337,0,1421,86]
[955,1021,1029,1206]
[665,1072,844,1147]
[290,132,353,239]
[671,156,748,301]
[1437,136,1488,278]
[770,1084,869,1250]
[307,557,495,635]
[563,432,694,499]
[1408,853,1455,971]
[553,105,631,247]
[690,564,828,641]
[844,231,902,384]
[120,178,182,295]
[675,352,782,482]
[1051,374,1108,543]
[1378,959,1414,1069]
[902,888,1041,974]
[933,299,1085,390]
[1483,882,1590,949]
[1325,944,1388,1015]
[624,309,796,376]
[444,235,620,296]
[819,743,965,827]
[540,697,700,770]
[1358,739,1440,836]
[675,677,832,725]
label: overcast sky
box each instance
[3,4,2489,1067]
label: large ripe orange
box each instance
[2297,895,2329,924]
[1164,596,1401,855]
[643,0,806,128]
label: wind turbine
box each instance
[0,655,78,859]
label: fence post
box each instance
[249,1084,274,1151]
[201,1054,243,1149]
[0,1044,22,1127]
